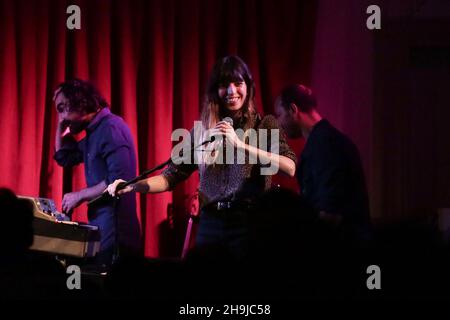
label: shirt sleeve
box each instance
[161,128,198,190]
[99,124,136,184]
[259,115,297,164]
[310,142,348,216]
[53,135,84,167]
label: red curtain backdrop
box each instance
[0,0,316,257]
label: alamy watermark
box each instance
[366,264,381,290]
[66,5,81,30]
[170,121,281,175]
[366,5,381,30]
[66,265,81,290]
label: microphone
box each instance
[221,117,234,145]
[222,117,234,127]
[196,117,232,147]
[90,127,216,207]
[89,118,233,207]
[197,117,232,147]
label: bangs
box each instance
[207,56,254,92]
[217,67,245,85]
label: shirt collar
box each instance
[301,119,329,158]
[309,119,328,137]
[87,108,110,132]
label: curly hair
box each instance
[54,78,109,114]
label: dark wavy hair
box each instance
[54,78,109,114]
[201,55,257,130]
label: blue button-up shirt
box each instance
[54,108,141,253]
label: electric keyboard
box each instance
[18,196,100,258]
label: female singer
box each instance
[107,55,296,259]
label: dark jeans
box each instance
[195,208,249,260]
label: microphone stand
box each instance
[88,156,173,264]
[89,137,213,206]
[87,138,213,263]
